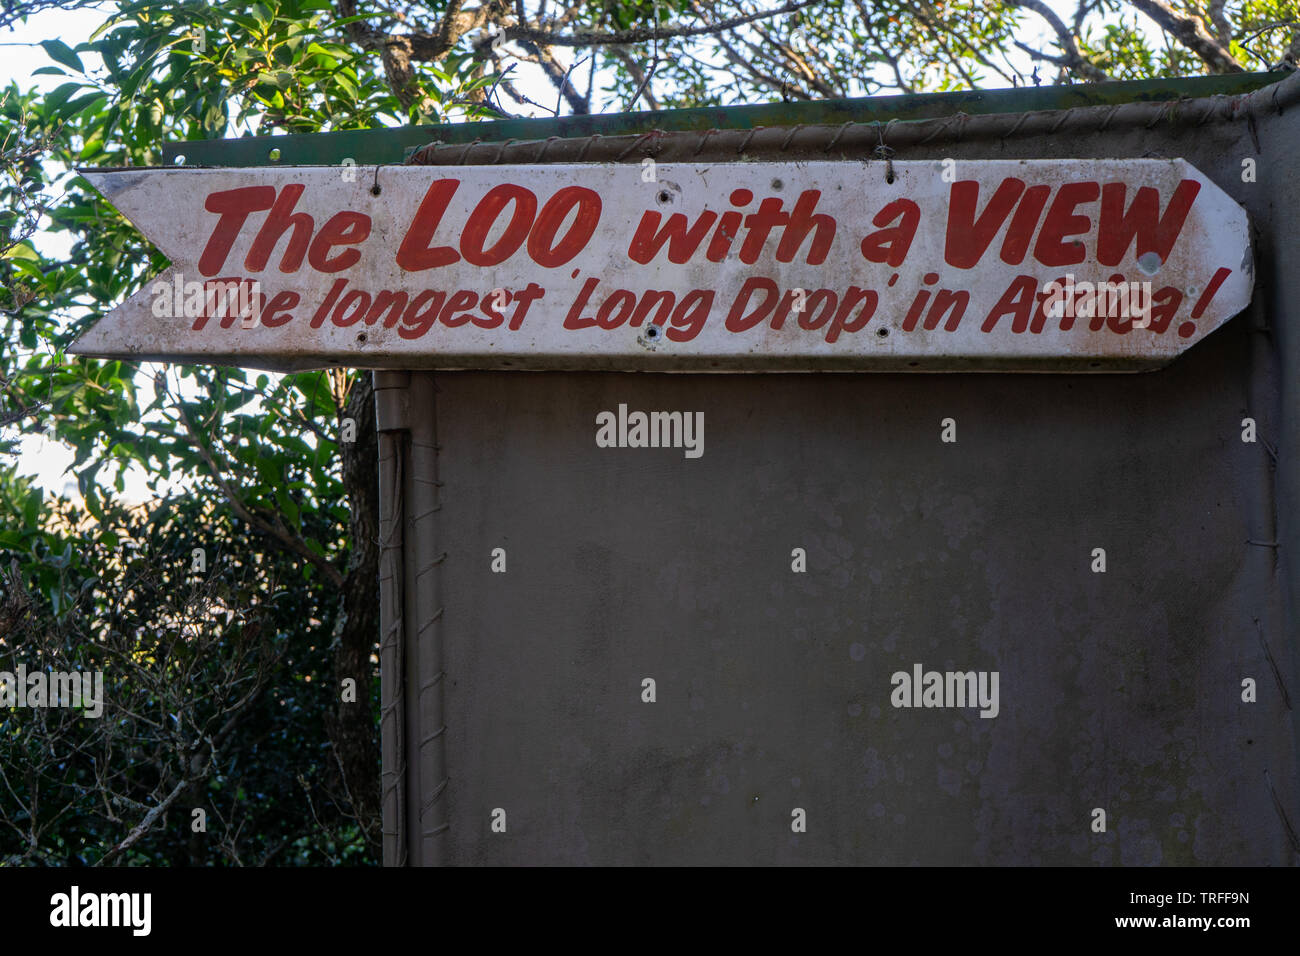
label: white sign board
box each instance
[70,159,1253,371]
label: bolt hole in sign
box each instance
[70,159,1252,372]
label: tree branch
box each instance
[851,0,916,93]
[95,776,189,866]
[506,0,818,48]
[622,50,661,110]
[335,0,491,64]
[687,0,812,99]
[1207,0,1232,48]
[1007,0,1110,80]
[1125,0,1243,72]
[514,42,590,113]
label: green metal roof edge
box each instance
[161,71,1289,168]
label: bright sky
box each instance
[0,6,107,92]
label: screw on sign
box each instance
[69,159,1252,372]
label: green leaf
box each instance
[40,39,84,74]
[333,70,358,101]
[1,241,38,262]
[327,13,375,28]
[43,81,85,116]
[21,487,42,528]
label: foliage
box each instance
[0,475,368,864]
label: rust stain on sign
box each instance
[69,159,1252,372]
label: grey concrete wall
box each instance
[382,89,1299,865]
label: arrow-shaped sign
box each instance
[70,159,1252,372]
